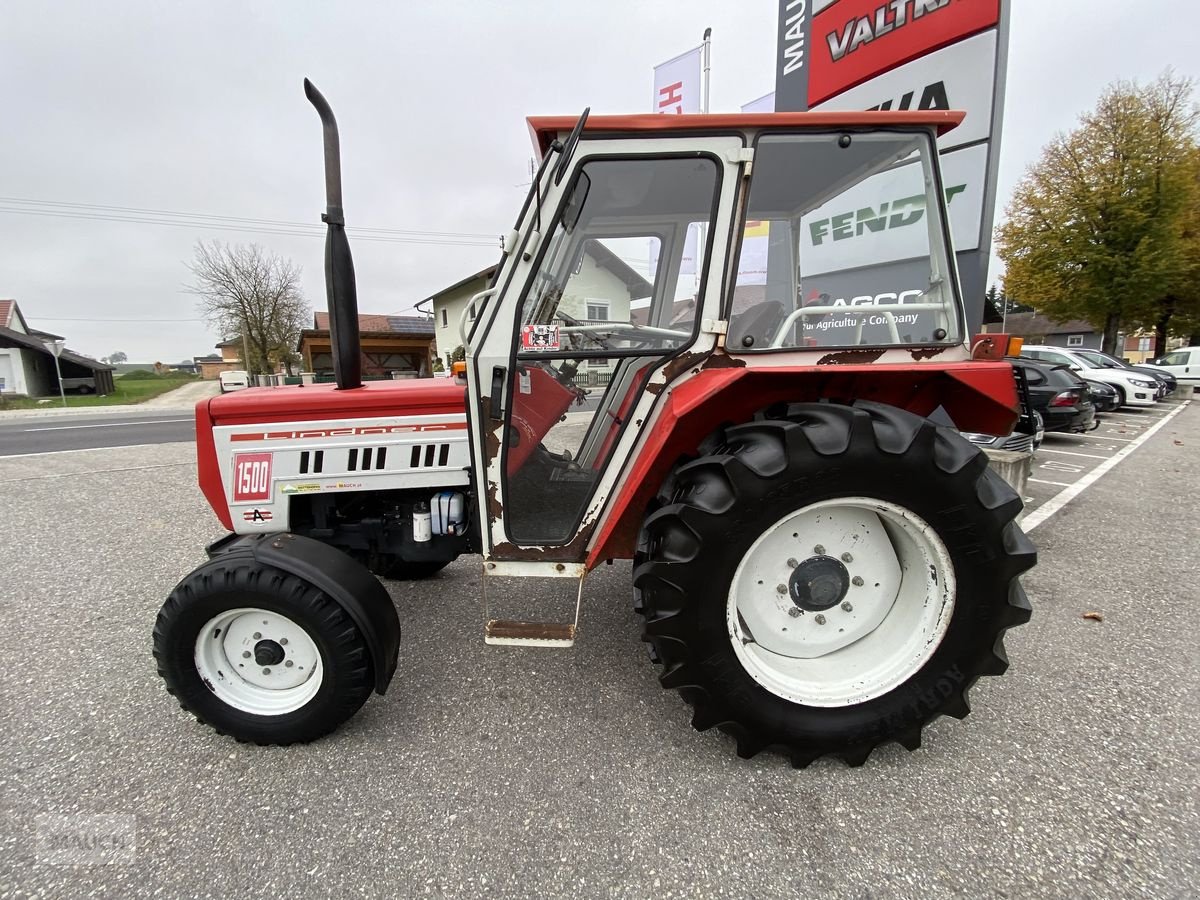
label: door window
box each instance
[505,155,721,543]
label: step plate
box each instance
[485,619,577,648]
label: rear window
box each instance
[1044,366,1082,388]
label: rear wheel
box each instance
[633,402,1035,766]
[1113,384,1127,407]
[153,559,374,744]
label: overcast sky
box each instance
[2,1,1196,363]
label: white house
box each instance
[0,299,115,396]
[426,244,654,378]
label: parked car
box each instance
[1068,348,1176,398]
[1083,378,1121,412]
[1008,357,1097,434]
[1020,345,1158,407]
[218,370,250,393]
[1148,346,1200,392]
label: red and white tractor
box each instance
[153,81,1035,766]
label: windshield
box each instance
[728,131,962,351]
[1074,349,1125,369]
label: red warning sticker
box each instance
[520,324,560,352]
[232,452,273,502]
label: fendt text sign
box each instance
[774,0,1009,330]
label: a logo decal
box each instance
[232,452,272,502]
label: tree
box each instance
[187,241,310,375]
[107,350,128,365]
[997,71,1200,354]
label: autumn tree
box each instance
[997,71,1200,354]
[188,241,310,375]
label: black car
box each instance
[1008,357,1097,434]
[960,360,1044,453]
[1070,347,1176,397]
[1083,378,1121,412]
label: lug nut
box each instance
[776,584,788,595]
[814,614,827,626]
[280,638,288,646]
[285,660,294,668]
[242,651,251,659]
[841,602,854,612]
[841,552,854,563]
[814,545,826,555]
[253,632,262,640]
[851,576,864,587]
[262,668,271,675]
[788,607,802,618]
[787,558,799,569]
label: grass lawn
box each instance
[0,374,199,410]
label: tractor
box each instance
[153,80,1035,766]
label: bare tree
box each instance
[188,241,310,375]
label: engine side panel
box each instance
[205,412,471,534]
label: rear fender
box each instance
[588,361,1019,566]
[206,532,400,694]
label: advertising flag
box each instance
[653,46,704,115]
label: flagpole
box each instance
[702,28,712,113]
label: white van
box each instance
[218,370,250,393]
[1149,347,1200,391]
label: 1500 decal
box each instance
[232,452,273,502]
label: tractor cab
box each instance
[464,111,981,571]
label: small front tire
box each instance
[153,559,374,745]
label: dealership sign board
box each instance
[773,0,1009,329]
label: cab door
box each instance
[464,133,745,566]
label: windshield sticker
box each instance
[521,324,560,352]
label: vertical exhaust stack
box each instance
[304,78,362,391]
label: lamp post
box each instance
[44,339,67,407]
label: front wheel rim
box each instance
[727,497,956,707]
[194,608,323,715]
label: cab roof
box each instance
[528,110,965,156]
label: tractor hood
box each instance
[203,379,466,427]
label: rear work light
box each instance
[1050,390,1080,408]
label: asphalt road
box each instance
[0,398,1197,897]
[0,411,195,457]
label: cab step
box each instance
[484,619,576,648]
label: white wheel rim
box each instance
[194,608,323,715]
[727,497,955,707]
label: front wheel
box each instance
[633,402,1035,766]
[153,559,374,744]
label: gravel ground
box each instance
[0,406,1196,898]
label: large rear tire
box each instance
[153,559,374,745]
[633,402,1035,766]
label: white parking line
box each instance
[1029,478,1074,487]
[1102,411,1164,420]
[1037,448,1110,460]
[1067,433,1135,442]
[23,419,191,432]
[1022,400,1190,532]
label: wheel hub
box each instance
[194,608,322,715]
[254,639,286,667]
[789,556,849,611]
[727,498,956,706]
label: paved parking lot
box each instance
[0,399,1196,898]
[1020,395,1192,531]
